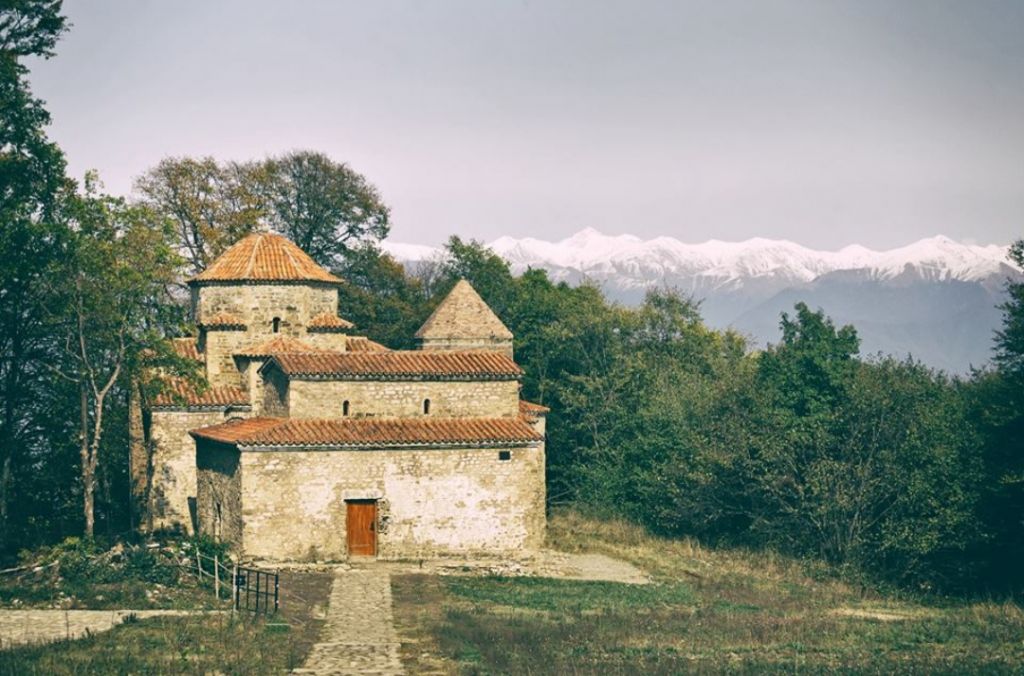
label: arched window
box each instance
[423,399,431,415]
[272,317,281,333]
[343,400,350,416]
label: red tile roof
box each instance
[235,336,325,357]
[152,378,250,409]
[171,338,202,362]
[345,336,390,352]
[200,311,246,329]
[191,416,542,449]
[264,351,522,379]
[308,312,354,331]
[190,232,343,285]
[519,400,550,416]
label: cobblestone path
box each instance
[293,569,404,675]
[0,609,221,648]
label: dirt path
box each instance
[293,569,404,675]
[0,609,224,648]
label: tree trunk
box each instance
[80,384,94,538]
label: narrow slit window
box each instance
[272,317,281,333]
[423,399,431,415]
[343,400,350,416]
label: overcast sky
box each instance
[26,1,1024,248]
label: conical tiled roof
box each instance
[415,279,512,340]
[190,232,342,285]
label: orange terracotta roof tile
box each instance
[190,416,542,449]
[235,336,325,357]
[308,312,354,332]
[519,400,550,416]
[190,232,343,285]
[199,311,246,329]
[171,338,202,362]
[264,351,522,379]
[345,336,390,352]
[152,378,250,409]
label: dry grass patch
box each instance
[390,510,1024,674]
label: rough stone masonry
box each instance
[136,233,548,561]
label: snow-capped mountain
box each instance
[382,229,1022,373]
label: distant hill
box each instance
[383,229,1022,374]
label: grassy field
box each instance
[392,511,1024,674]
[0,570,331,675]
[0,613,300,675]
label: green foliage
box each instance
[446,576,695,613]
[134,151,390,276]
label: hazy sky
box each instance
[26,1,1024,248]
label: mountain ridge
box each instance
[381,229,1022,373]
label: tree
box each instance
[48,180,181,536]
[261,150,390,267]
[134,151,390,275]
[0,0,69,551]
[134,157,263,276]
[970,238,1024,590]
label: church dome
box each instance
[189,232,343,285]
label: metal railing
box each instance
[191,551,279,615]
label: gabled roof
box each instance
[308,312,355,332]
[199,311,246,329]
[190,232,343,285]
[152,378,250,409]
[345,336,390,353]
[171,338,202,362]
[415,280,512,341]
[190,416,541,449]
[519,400,550,417]
[235,336,325,358]
[262,351,522,380]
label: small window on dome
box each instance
[272,317,281,333]
[423,399,431,415]
[343,400,350,416]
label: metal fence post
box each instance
[214,554,220,599]
[274,570,279,614]
[233,562,239,612]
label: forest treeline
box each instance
[2,2,1022,595]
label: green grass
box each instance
[0,614,303,675]
[392,511,1024,675]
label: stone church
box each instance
[138,232,547,561]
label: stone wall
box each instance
[262,368,290,417]
[195,440,244,550]
[286,379,520,419]
[304,332,348,352]
[149,409,240,533]
[237,443,546,560]
[418,337,513,358]
[195,283,338,335]
[202,329,248,388]
[195,282,340,388]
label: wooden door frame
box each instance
[345,498,378,558]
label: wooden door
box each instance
[346,500,377,557]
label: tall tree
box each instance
[47,180,181,536]
[134,157,263,276]
[261,150,390,267]
[134,151,390,274]
[972,239,1024,589]
[0,0,69,550]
